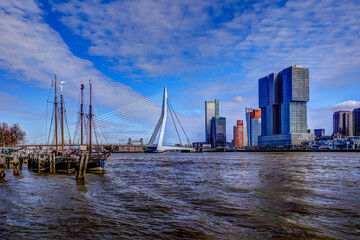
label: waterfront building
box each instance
[211,117,226,148]
[243,122,248,146]
[333,111,353,137]
[258,65,314,146]
[250,109,261,145]
[245,107,253,145]
[353,107,360,136]
[233,120,247,147]
[308,129,325,138]
[245,108,261,145]
[205,99,220,144]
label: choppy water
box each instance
[1,152,360,239]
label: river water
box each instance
[1,152,359,239]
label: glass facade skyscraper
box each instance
[245,108,261,145]
[258,65,314,146]
[205,99,220,144]
[245,107,253,145]
[333,111,353,137]
[354,108,360,136]
[211,117,226,148]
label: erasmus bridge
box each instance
[25,87,194,152]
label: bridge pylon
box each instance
[148,87,193,152]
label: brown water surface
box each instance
[1,152,359,239]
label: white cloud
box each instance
[329,100,360,111]
[0,0,145,110]
[52,0,360,90]
[232,96,244,102]
[1,0,360,142]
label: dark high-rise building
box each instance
[333,111,353,137]
[245,107,253,145]
[315,129,325,138]
[205,99,220,144]
[354,108,360,136]
[258,65,314,145]
[211,117,226,148]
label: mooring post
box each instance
[83,154,89,175]
[28,154,31,169]
[6,156,10,169]
[13,154,20,176]
[53,153,56,174]
[37,154,41,173]
[19,152,23,170]
[76,153,84,180]
[0,154,6,178]
[49,154,53,173]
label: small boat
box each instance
[86,151,111,173]
[55,151,78,174]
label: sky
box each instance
[0,0,360,143]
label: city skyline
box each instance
[1,0,360,142]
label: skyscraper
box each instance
[245,107,253,145]
[205,99,220,144]
[333,111,353,137]
[233,120,245,147]
[245,108,261,145]
[258,65,314,146]
[250,109,261,145]
[354,108,360,136]
[211,117,226,148]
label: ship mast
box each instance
[80,82,84,146]
[60,81,65,155]
[54,74,58,155]
[89,79,93,156]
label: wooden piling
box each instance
[50,153,56,174]
[0,154,6,178]
[13,154,20,175]
[76,153,88,181]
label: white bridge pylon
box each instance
[148,87,193,152]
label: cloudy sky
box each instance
[1,0,360,142]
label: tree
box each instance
[0,122,26,146]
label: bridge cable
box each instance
[168,99,191,145]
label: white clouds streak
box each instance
[52,0,360,89]
[0,0,144,109]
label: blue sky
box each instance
[0,0,360,142]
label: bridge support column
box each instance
[148,87,168,151]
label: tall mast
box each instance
[54,74,58,155]
[80,82,84,146]
[89,79,93,156]
[60,81,65,155]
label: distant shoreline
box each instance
[111,149,360,153]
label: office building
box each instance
[353,108,360,136]
[333,111,353,137]
[258,65,315,146]
[243,122,248,146]
[205,99,220,144]
[211,117,226,148]
[250,109,261,145]
[245,107,253,145]
[234,120,248,147]
[245,108,261,145]
[308,129,325,138]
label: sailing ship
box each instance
[53,74,77,174]
[77,79,111,173]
